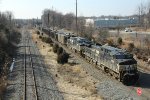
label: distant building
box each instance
[85,19,94,27]
[94,18,139,28]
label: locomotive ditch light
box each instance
[137,88,142,96]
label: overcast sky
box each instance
[0,0,148,19]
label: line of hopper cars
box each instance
[41,27,139,85]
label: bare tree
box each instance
[42,9,75,30]
[95,29,109,44]
[144,37,150,50]
[137,2,146,27]
[77,17,86,36]
[146,1,150,28]
[63,13,75,30]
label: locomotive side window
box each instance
[115,54,133,59]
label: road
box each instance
[3,28,64,100]
[109,30,150,35]
[109,30,150,41]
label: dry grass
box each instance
[57,63,99,96]
[32,29,102,100]
[72,66,81,73]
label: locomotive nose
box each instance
[122,73,139,86]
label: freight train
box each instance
[39,27,139,85]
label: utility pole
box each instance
[52,6,54,30]
[76,0,78,36]
[8,14,12,55]
[36,17,38,27]
[48,13,49,27]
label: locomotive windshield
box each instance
[77,38,85,43]
[78,40,84,44]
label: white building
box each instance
[85,19,94,27]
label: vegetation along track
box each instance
[28,31,64,100]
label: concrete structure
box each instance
[94,18,139,28]
[85,19,94,27]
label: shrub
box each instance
[50,43,53,46]
[57,53,62,64]
[63,52,69,63]
[41,37,46,42]
[117,37,122,45]
[39,35,42,39]
[142,56,148,62]
[53,43,59,53]
[107,39,114,46]
[57,47,63,55]
[37,31,40,35]
[128,43,134,52]
[57,52,69,64]
[47,38,53,44]
[136,54,142,59]
[42,37,52,44]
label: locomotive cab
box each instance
[116,54,139,85]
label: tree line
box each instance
[0,11,21,98]
[0,11,21,57]
[0,10,21,70]
[41,9,109,44]
[137,1,150,29]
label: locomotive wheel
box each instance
[104,67,109,73]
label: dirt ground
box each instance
[31,30,103,100]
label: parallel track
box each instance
[24,31,64,100]
[24,35,38,100]
[23,35,27,100]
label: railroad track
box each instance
[26,32,64,100]
[3,29,63,100]
[23,35,38,100]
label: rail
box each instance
[24,35,38,100]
